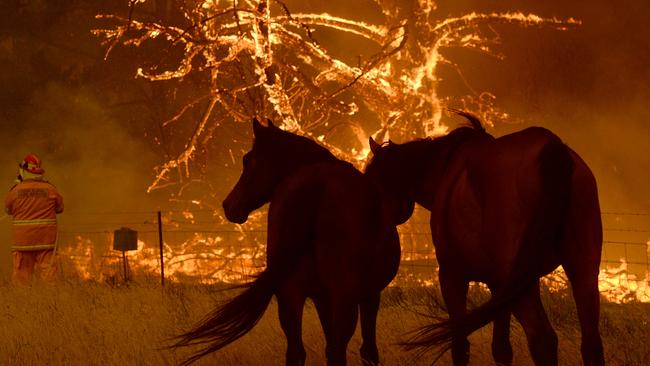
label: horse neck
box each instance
[410,130,480,210]
[415,169,439,211]
[397,141,439,209]
[289,146,339,169]
[268,132,340,172]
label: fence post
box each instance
[157,210,165,287]
[122,250,129,283]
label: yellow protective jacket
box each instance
[4,179,63,251]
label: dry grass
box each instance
[0,279,648,365]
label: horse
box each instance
[172,118,401,366]
[365,110,604,366]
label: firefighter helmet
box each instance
[19,154,45,175]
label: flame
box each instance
[93,1,578,193]
[539,259,650,304]
[84,2,647,304]
[596,259,650,303]
[57,231,266,284]
[56,225,650,304]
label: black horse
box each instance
[173,118,401,366]
[365,110,604,366]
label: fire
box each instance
[85,2,649,304]
[57,230,266,284]
[539,259,650,304]
[93,1,578,192]
[597,259,650,303]
[56,221,650,304]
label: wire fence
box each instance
[48,208,650,285]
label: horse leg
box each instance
[564,263,604,366]
[491,309,513,365]
[511,281,558,366]
[314,295,331,337]
[359,292,381,365]
[560,146,604,366]
[277,280,307,366]
[487,283,513,365]
[439,268,470,366]
[321,297,359,366]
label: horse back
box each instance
[432,127,586,283]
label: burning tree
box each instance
[93,0,578,194]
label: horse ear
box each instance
[266,118,278,129]
[252,118,265,137]
[369,137,381,154]
[388,139,394,146]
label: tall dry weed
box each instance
[0,280,647,365]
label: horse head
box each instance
[223,118,283,224]
[365,137,416,225]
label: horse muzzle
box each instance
[222,198,249,224]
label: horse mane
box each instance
[392,110,488,157]
[448,108,485,133]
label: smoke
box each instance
[433,0,650,213]
[14,83,158,206]
[431,0,650,273]
[0,73,162,280]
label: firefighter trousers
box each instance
[12,249,57,285]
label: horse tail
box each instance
[171,252,301,365]
[404,137,573,359]
[170,272,275,365]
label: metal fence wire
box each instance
[52,209,650,285]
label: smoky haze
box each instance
[435,0,650,213]
[1,1,649,278]
[0,2,167,277]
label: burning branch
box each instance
[94,1,578,193]
[150,97,219,191]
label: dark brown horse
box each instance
[172,118,400,366]
[365,110,604,366]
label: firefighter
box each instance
[4,154,63,285]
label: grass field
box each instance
[0,280,648,365]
